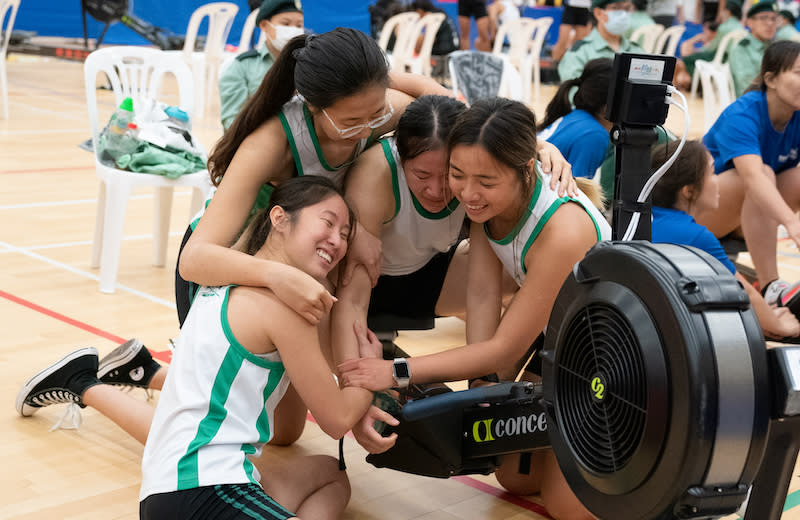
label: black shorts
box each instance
[561,4,591,26]
[458,0,488,19]
[140,484,295,520]
[368,247,457,325]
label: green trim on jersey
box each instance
[410,192,460,220]
[487,178,542,245]
[278,110,304,176]
[380,139,401,222]
[302,103,336,172]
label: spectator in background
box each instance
[551,0,594,61]
[648,0,681,27]
[458,0,492,51]
[369,0,408,40]
[777,9,799,40]
[674,0,743,89]
[218,0,304,130]
[411,0,460,55]
[538,58,613,179]
[624,0,656,41]
[695,0,725,23]
[558,0,643,81]
[728,0,778,97]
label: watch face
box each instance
[394,360,410,379]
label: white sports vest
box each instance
[379,138,466,276]
[140,285,290,500]
[487,171,611,286]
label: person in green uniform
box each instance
[728,0,777,97]
[624,0,656,41]
[557,0,644,82]
[218,0,304,129]
[776,9,799,40]
[676,0,743,85]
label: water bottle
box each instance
[104,97,140,163]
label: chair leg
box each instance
[189,186,206,221]
[99,181,133,293]
[91,181,107,269]
[153,186,174,267]
[690,70,699,99]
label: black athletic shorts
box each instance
[561,4,591,26]
[140,484,295,520]
[368,247,458,324]
[458,0,489,19]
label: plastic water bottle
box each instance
[104,97,140,163]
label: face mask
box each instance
[605,10,632,35]
[268,23,305,51]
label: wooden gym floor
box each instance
[2,52,800,520]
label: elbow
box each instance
[317,417,351,440]
[178,239,200,282]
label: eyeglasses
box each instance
[321,98,395,138]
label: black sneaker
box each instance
[16,347,101,417]
[97,338,161,388]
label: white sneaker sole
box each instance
[97,338,143,379]
[15,347,98,417]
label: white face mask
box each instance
[605,10,632,35]
[268,23,305,51]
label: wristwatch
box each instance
[392,358,411,388]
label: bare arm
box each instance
[332,146,396,366]
[179,118,336,324]
[737,272,800,338]
[339,203,599,388]
[232,287,375,439]
[388,71,455,99]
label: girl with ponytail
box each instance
[538,57,613,179]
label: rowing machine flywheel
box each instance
[542,241,770,519]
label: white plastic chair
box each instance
[690,28,747,99]
[84,46,213,293]
[523,16,553,104]
[448,50,523,104]
[653,24,685,56]
[237,8,266,52]
[629,23,665,53]
[171,2,239,118]
[0,0,21,119]
[695,60,734,132]
[401,12,446,76]
[378,11,420,69]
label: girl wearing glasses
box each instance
[340,98,608,519]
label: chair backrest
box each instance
[629,23,665,54]
[492,17,539,67]
[448,50,522,104]
[402,12,446,75]
[653,24,685,55]
[528,16,553,58]
[0,0,21,58]
[713,28,748,63]
[696,60,734,132]
[181,2,239,60]
[84,47,195,155]
[237,9,266,52]
[377,11,420,51]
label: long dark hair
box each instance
[396,95,467,161]
[208,28,390,186]
[651,140,709,208]
[240,176,355,255]
[538,58,612,131]
[746,40,800,94]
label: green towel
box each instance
[115,143,206,179]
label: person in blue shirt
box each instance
[652,139,800,340]
[698,40,800,306]
[538,58,613,179]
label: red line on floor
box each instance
[2,288,550,516]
